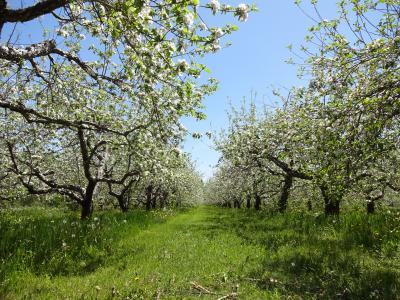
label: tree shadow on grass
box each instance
[0,208,167,278]
[193,207,400,299]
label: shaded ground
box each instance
[1,206,399,299]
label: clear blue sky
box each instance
[182,0,338,179]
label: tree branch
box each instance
[0,98,146,136]
[1,0,70,24]
[6,141,84,203]
[0,40,56,62]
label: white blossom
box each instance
[183,12,195,27]
[237,4,249,22]
[210,0,220,15]
[214,28,224,38]
[56,28,68,38]
[211,40,221,52]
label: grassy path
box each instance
[2,206,400,299]
[3,206,269,299]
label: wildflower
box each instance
[183,12,194,27]
[122,219,127,224]
[236,4,249,22]
[71,234,76,238]
[209,0,220,14]
[62,219,67,224]
[94,217,99,222]
[62,241,67,248]
[95,285,101,291]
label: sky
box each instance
[182,0,338,180]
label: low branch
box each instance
[0,98,145,136]
[6,141,84,203]
[266,154,313,180]
[0,40,56,62]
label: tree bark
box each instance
[246,194,251,209]
[0,0,70,24]
[151,195,157,209]
[320,185,340,215]
[367,200,375,214]
[145,185,153,210]
[81,181,96,219]
[324,200,340,215]
[278,174,293,212]
[254,194,261,210]
[234,199,241,209]
[117,195,129,212]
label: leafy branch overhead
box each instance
[0,0,255,218]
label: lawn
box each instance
[1,206,399,299]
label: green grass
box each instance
[1,206,400,299]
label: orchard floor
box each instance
[1,206,400,299]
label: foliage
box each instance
[0,0,255,217]
[210,0,400,214]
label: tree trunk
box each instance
[160,191,168,209]
[235,200,241,209]
[367,200,375,214]
[118,196,129,212]
[254,194,261,210]
[81,181,96,219]
[307,199,312,211]
[324,200,340,215]
[320,185,340,215]
[246,194,251,209]
[278,174,293,212]
[145,185,153,210]
[151,195,157,209]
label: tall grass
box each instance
[215,208,400,299]
[0,208,174,281]
[1,206,399,299]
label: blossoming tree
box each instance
[0,0,254,218]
